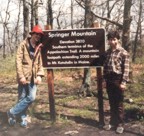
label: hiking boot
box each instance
[103,124,112,130]
[116,126,124,134]
[7,111,16,126]
[20,115,28,127]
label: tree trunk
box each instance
[47,0,53,28]
[132,0,142,62]
[71,0,74,29]
[6,26,13,55]
[122,0,132,51]
[34,0,39,25]
[84,0,93,27]
[14,0,21,48]
[122,0,132,82]
[78,0,94,97]
[23,0,29,39]
[3,24,6,58]
[2,0,11,58]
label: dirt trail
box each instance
[0,78,144,136]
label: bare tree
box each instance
[31,0,34,29]
[0,0,11,58]
[34,0,39,25]
[14,0,22,47]
[31,0,39,29]
[0,0,143,61]
[122,0,132,51]
[71,0,74,29]
[0,0,23,57]
[47,0,53,28]
[23,0,29,39]
[78,0,94,97]
[132,0,143,62]
[75,0,123,28]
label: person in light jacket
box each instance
[7,25,45,127]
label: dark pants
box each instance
[105,73,124,127]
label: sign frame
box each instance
[41,28,105,69]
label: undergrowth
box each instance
[0,55,144,123]
[0,55,16,78]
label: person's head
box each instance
[91,20,100,28]
[30,25,44,44]
[107,30,120,49]
[107,30,120,40]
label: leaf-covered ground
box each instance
[0,68,144,136]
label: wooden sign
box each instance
[42,28,105,69]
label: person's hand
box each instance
[120,83,126,91]
[20,77,27,84]
[102,80,106,88]
[35,76,42,84]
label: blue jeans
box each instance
[10,82,37,117]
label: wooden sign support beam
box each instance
[92,21,104,125]
[47,69,56,121]
[97,68,104,125]
[45,25,56,122]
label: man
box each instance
[7,25,45,127]
[103,30,130,134]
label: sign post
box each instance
[97,67,104,125]
[42,27,105,123]
[92,22,104,126]
[44,25,56,122]
[47,69,55,121]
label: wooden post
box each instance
[45,25,56,122]
[47,69,56,121]
[97,68,104,125]
[92,21,104,125]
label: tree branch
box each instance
[75,0,123,29]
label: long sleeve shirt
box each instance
[103,46,130,84]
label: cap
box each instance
[29,25,44,35]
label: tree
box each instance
[31,0,34,29]
[0,0,23,57]
[75,0,123,30]
[23,0,41,38]
[0,0,143,61]
[132,0,143,62]
[13,0,22,48]
[46,0,53,28]
[122,0,132,51]
[30,0,40,29]
[78,0,94,97]
[0,0,11,58]
[23,0,29,39]
[71,0,74,29]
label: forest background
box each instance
[0,0,144,135]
